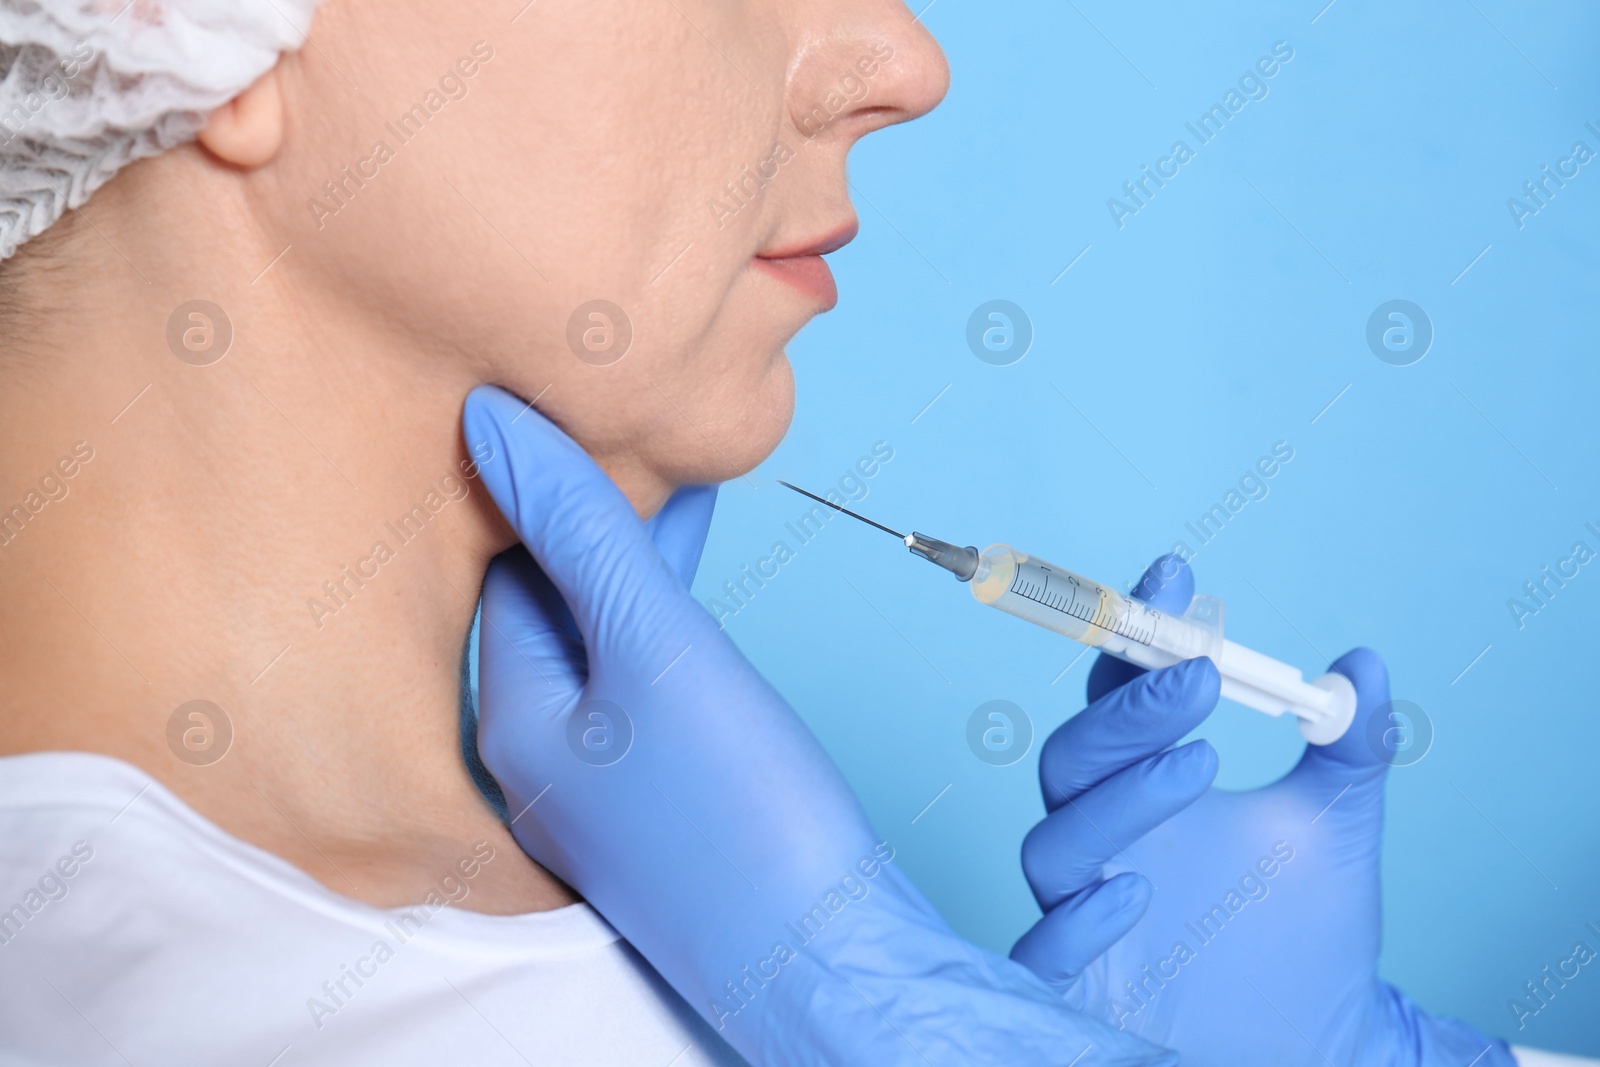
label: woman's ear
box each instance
[197,66,285,168]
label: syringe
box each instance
[780,482,1356,744]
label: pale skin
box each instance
[0,0,947,914]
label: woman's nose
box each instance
[784,2,950,144]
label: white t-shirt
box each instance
[0,751,746,1067]
[1,752,1589,1067]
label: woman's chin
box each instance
[665,353,796,488]
[725,354,797,477]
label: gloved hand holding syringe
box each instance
[780,481,1357,744]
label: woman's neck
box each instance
[0,162,649,914]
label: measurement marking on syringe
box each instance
[1010,568,1156,644]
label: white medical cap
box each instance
[0,0,321,261]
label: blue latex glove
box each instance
[1012,554,1516,1067]
[463,385,1178,1067]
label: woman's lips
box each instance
[751,254,838,310]
[752,220,857,311]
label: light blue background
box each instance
[694,1,1600,1056]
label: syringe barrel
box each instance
[968,544,1221,663]
[968,544,1356,744]
[970,544,1112,646]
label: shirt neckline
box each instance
[0,749,623,959]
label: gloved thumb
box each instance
[463,384,713,674]
[646,483,718,588]
[1289,646,1393,792]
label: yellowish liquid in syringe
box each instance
[970,544,1218,669]
[964,542,1355,744]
